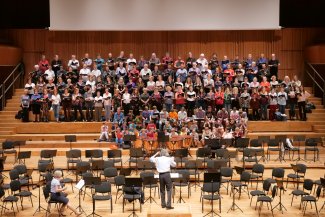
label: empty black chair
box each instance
[2,141,17,162]
[215,148,228,159]
[39,149,57,164]
[196,148,211,166]
[2,185,19,216]
[107,149,123,168]
[266,139,281,161]
[85,149,103,162]
[103,167,118,184]
[250,178,272,208]
[75,161,91,182]
[220,167,233,194]
[243,148,258,166]
[185,160,202,189]
[286,163,307,188]
[66,149,81,171]
[230,171,251,199]
[250,139,265,162]
[38,162,53,182]
[291,178,314,206]
[270,167,285,185]
[9,169,29,190]
[140,172,160,203]
[256,185,277,217]
[10,180,33,210]
[301,185,321,217]
[114,175,125,203]
[304,138,320,162]
[201,181,221,214]
[91,159,104,176]
[92,182,113,214]
[250,164,265,189]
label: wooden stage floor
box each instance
[1,154,325,217]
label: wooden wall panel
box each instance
[0,28,324,83]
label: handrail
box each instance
[0,62,24,110]
[305,62,325,107]
[306,62,325,83]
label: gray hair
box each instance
[53,170,62,178]
[160,149,169,157]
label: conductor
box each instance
[150,149,176,209]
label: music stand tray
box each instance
[65,135,76,150]
[203,173,221,217]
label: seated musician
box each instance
[50,170,81,216]
[115,127,124,148]
[190,129,201,147]
[201,127,212,147]
[98,121,109,142]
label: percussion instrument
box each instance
[142,138,159,155]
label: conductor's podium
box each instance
[147,204,192,217]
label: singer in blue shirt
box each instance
[94,54,105,71]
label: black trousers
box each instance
[159,172,172,207]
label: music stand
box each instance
[17,151,31,165]
[206,139,221,158]
[275,135,287,162]
[13,140,26,153]
[223,151,237,167]
[73,179,87,216]
[120,168,132,176]
[85,177,102,217]
[175,148,188,168]
[203,172,221,217]
[142,175,157,204]
[125,178,143,217]
[258,136,270,162]
[220,139,233,148]
[207,159,228,173]
[137,160,155,171]
[293,135,306,161]
[272,180,287,213]
[33,179,49,216]
[124,135,137,149]
[65,135,77,150]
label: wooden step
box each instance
[0,127,16,133]
[0,133,100,141]
[0,111,18,115]
[248,132,325,139]
[248,121,313,132]
[4,106,19,111]
[0,131,15,135]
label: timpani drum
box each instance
[142,138,159,154]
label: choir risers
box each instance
[247,121,313,132]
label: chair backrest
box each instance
[220,167,233,178]
[2,141,14,150]
[316,185,322,198]
[14,164,27,175]
[76,161,91,173]
[296,163,307,175]
[107,149,122,158]
[216,149,229,159]
[10,180,21,192]
[95,182,111,194]
[40,149,57,159]
[185,160,197,169]
[196,148,211,158]
[114,175,125,186]
[103,160,115,169]
[272,168,285,178]
[262,178,272,192]
[91,160,104,170]
[305,138,319,147]
[202,182,220,194]
[104,167,118,178]
[82,172,94,179]
[303,179,314,191]
[9,169,20,180]
[250,139,262,148]
[66,149,81,158]
[268,139,279,147]
[252,164,265,174]
[243,148,254,157]
[176,170,190,183]
[86,149,103,159]
[240,171,251,182]
[38,162,53,173]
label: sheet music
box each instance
[154,173,180,179]
[75,179,85,190]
